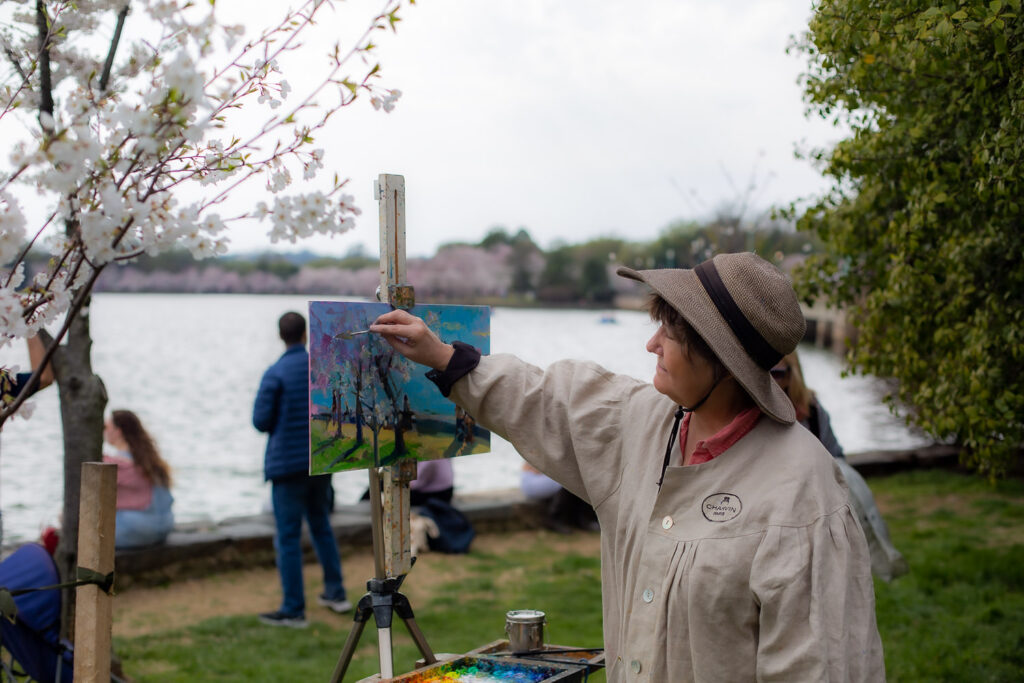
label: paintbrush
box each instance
[334,329,371,340]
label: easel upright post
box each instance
[375,174,416,581]
[73,462,116,683]
[332,174,436,683]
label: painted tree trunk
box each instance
[391,407,406,458]
[47,299,108,640]
[353,372,364,446]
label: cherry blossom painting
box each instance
[308,301,490,474]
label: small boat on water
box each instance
[598,314,618,324]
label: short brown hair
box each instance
[646,293,726,379]
[278,311,306,345]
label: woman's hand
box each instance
[370,309,455,370]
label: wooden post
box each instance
[73,462,116,683]
[374,173,416,579]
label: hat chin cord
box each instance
[656,375,723,487]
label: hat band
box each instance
[694,260,782,371]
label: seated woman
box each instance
[410,458,454,506]
[103,410,174,549]
[521,463,599,533]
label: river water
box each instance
[0,294,929,544]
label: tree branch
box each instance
[99,3,130,93]
[35,0,54,128]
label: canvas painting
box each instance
[308,301,491,474]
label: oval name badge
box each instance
[702,492,742,522]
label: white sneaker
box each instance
[258,610,308,628]
[318,594,353,613]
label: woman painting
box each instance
[103,410,175,549]
[370,252,884,681]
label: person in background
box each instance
[772,351,908,580]
[102,410,174,549]
[410,458,454,507]
[370,252,884,681]
[3,335,54,551]
[521,464,599,533]
[0,336,54,407]
[253,311,349,628]
[360,458,453,505]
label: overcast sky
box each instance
[207,0,840,258]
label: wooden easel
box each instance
[330,175,437,682]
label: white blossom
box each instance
[0,192,27,265]
[12,400,35,420]
[370,88,402,112]
[0,0,408,354]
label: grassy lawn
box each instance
[112,469,1024,682]
[869,470,1024,681]
[114,533,606,683]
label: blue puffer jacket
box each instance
[253,344,310,481]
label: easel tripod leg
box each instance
[329,598,373,683]
[401,616,436,665]
[393,593,436,664]
[377,628,394,679]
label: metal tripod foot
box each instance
[330,572,436,683]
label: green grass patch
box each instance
[113,469,1024,681]
[869,470,1024,681]
[114,539,606,682]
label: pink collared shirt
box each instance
[679,406,762,466]
[103,452,153,510]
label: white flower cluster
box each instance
[0,191,27,267]
[257,68,291,111]
[370,88,403,112]
[303,149,325,180]
[0,0,408,344]
[258,192,361,244]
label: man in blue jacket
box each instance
[253,311,349,627]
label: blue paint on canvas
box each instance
[308,301,490,474]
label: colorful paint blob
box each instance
[398,657,563,683]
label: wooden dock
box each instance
[800,301,850,352]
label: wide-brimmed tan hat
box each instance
[617,252,806,424]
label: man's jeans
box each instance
[271,474,346,615]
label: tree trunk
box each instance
[46,297,108,641]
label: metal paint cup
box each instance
[505,609,546,652]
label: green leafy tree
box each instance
[537,244,579,302]
[508,228,542,295]
[792,0,1024,474]
[479,226,512,249]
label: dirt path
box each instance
[113,530,602,638]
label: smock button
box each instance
[642,588,654,602]
[630,659,642,674]
[662,515,673,529]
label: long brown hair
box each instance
[779,351,814,419]
[111,410,172,488]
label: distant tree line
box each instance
[20,214,821,304]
